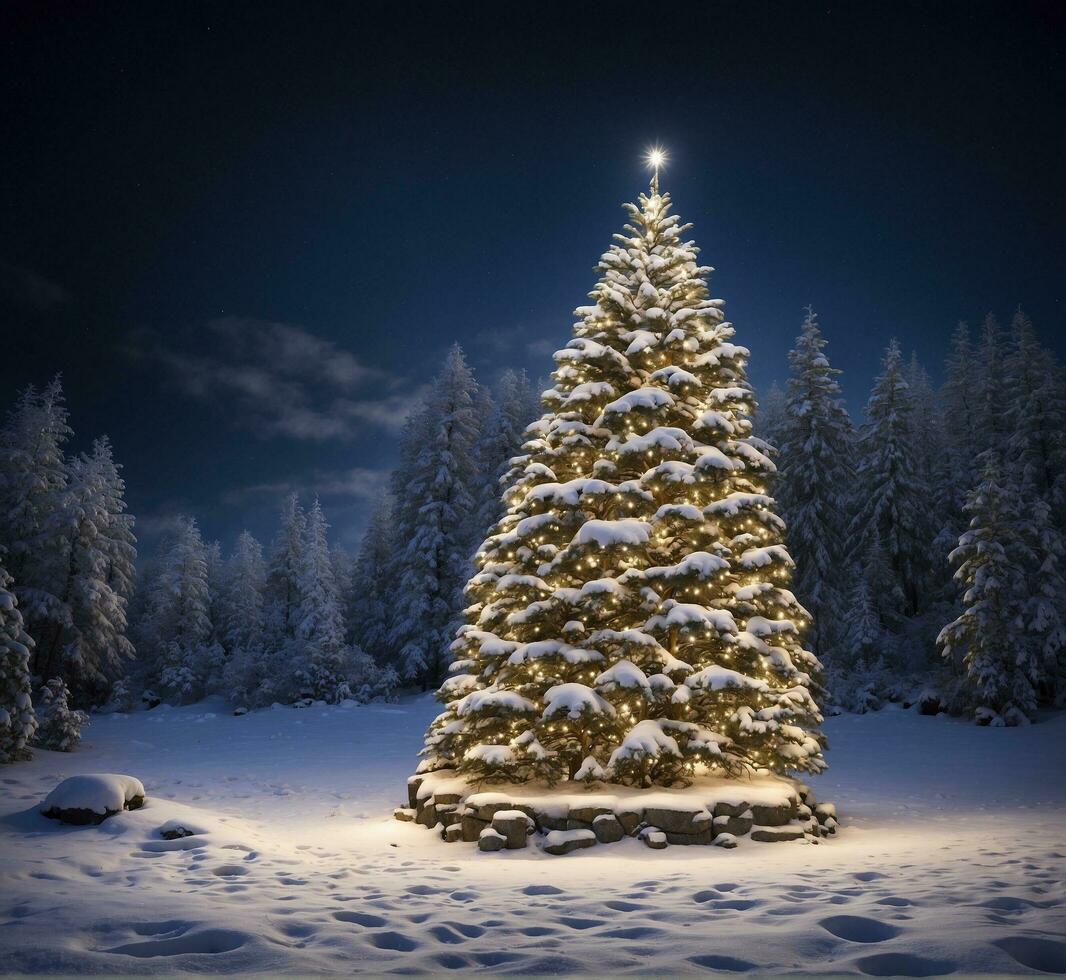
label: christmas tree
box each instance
[413,170,825,794]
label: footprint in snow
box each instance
[992,936,1066,974]
[854,952,957,976]
[332,910,386,927]
[688,953,759,972]
[819,915,901,943]
[367,931,419,952]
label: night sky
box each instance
[4,1,1064,553]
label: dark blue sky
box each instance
[4,1,1064,553]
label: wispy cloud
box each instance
[129,317,415,440]
[474,322,560,361]
[223,466,390,507]
[0,260,70,312]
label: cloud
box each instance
[474,322,560,361]
[223,466,390,507]
[0,260,70,312]
[130,317,414,440]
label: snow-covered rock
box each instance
[40,773,145,825]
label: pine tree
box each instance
[472,369,542,537]
[61,438,137,700]
[390,344,482,686]
[0,562,37,763]
[940,322,980,541]
[417,178,825,788]
[973,313,1006,462]
[295,498,349,700]
[350,502,395,662]
[219,531,266,654]
[1004,309,1066,517]
[851,340,930,617]
[218,531,266,705]
[0,378,75,681]
[34,676,88,751]
[775,307,855,656]
[264,494,306,644]
[755,381,787,447]
[141,516,219,701]
[939,462,1035,724]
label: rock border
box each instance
[396,776,838,853]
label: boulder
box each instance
[617,809,643,836]
[641,828,668,849]
[593,813,624,844]
[393,807,416,823]
[432,792,462,806]
[472,801,509,821]
[232,706,248,716]
[461,813,490,842]
[416,802,439,828]
[567,804,612,830]
[751,823,806,843]
[41,774,145,826]
[713,811,753,836]
[406,776,424,810]
[751,802,793,826]
[478,828,506,852]
[814,802,837,823]
[643,806,712,836]
[543,829,596,855]
[491,810,533,849]
[159,824,195,840]
[713,800,750,819]
[713,832,739,849]
[537,811,569,832]
[441,823,463,843]
[665,829,715,845]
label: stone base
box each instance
[396,771,838,854]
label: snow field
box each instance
[1,696,1064,975]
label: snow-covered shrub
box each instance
[34,678,89,752]
[95,677,133,714]
[0,565,37,763]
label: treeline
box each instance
[0,378,133,760]
[0,345,540,762]
[129,345,539,707]
[762,308,1065,725]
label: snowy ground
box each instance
[2,698,1065,976]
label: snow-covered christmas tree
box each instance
[402,167,833,851]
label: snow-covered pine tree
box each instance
[850,340,931,618]
[417,178,825,788]
[774,307,855,656]
[294,498,349,700]
[264,494,306,644]
[1004,309,1066,520]
[939,322,980,541]
[973,313,1006,463]
[34,676,88,751]
[60,438,137,701]
[472,369,543,537]
[350,501,395,662]
[218,530,266,705]
[755,380,786,448]
[0,561,37,763]
[939,461,1037,724]
[0,378,75,681]
[219,531,266,654]
[389,344,482,687]
[141,516,220,701]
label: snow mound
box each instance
[41,773,145,822]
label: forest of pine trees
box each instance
[761,308,1066,725]
[1,307,1063,763]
